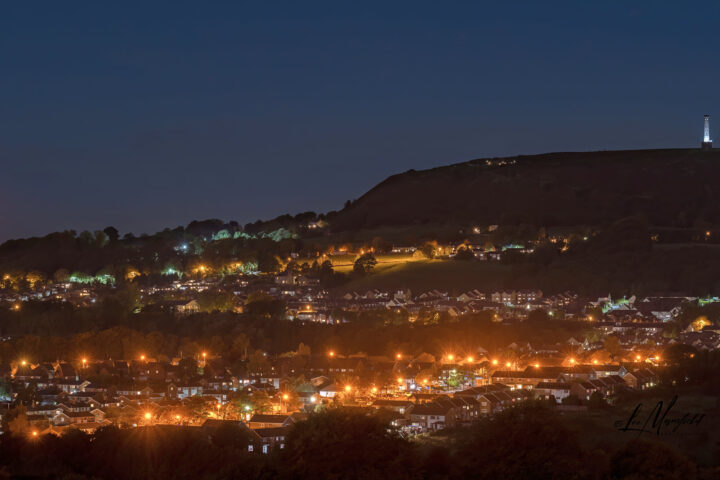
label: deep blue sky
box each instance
[2,1,719,241]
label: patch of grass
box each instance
[295,253,420,274]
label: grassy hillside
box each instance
[331,149,720,231]
[336,260,509,294]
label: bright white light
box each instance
[704,115,712,143]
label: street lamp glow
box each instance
[140,354,146,361]
[344,385,352,393]
[505,361,511,368]
[21,360,27,366]
[144,412,152,420]
[282,394,289,400]
[466,356,474,363]
[569,358,576,364]
[329,351,335,357]
[396,353,402,359]
[371,386,377,393]
[447,354,454,361]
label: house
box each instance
[56,380,91,394]
[200,419,261,452]
[570,375,627,401]
[591,364,627,378]
[252,426,290,454]
[317,383,341,398]
[491,369,562,390]
[247,414,295,429]
[475,389,531,414]
[52,410,95,426]
[371,399,413,414]
[534,382,572,403]
[454,384,511,402]
[274,273,295,286]
[168,383,203,399]
[408,402,456,431]
[176,300,200,314]
[623,369,659,390]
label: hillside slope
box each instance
[332,149,720,230]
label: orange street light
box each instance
[344,385,352,393]
[371,386,377,393]
[31,431,38,438]
[21,360,27,366]
[144,412,152,420]
[329,351,335,357]
[175,414,181,421]
[491,359,498,365]
[396,353,402,360]
[140,354,146,361]
[593,359,598,364]
[534,363,540,368]
[569,358,576,365]
[422,379,428,384]
[635,354,641,361]
[505,361,511,368]
[466,356,474,363]
[282,394,289,400]
[397,377,403,384]
[447,354,455,361]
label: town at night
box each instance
[1,2,719,479]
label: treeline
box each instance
[0,303,589,363]
[0,216,328,283]
[0,404,714,479]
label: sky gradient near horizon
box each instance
[2,1,720,241]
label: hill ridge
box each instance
[333,148,720,230]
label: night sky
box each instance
[2,1,719,241]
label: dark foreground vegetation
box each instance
[1,402,718,480]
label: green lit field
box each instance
[295,253,420,274]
